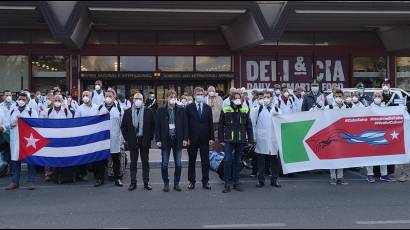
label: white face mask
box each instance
[301,92,306,97]
[345,97,352,104]
[258,99,264,106]
[95,85,101,91]
[105,97,113,104]
[208,92,215,97]
[195,95,205,103]
[233,99,242,106]
[82,96,90,103]
[263,98,271,106]
[352,96,359,103]
[134,99,143,108]
[311,87,319,94]
[335,97,344,105]
[181,99,187,104]
[54,102,62,108]
[374,98,382,105]
[169,99,177,105]
[17,100,26,107]
[275,90,281,96]
[283,92,290,98]
[382,85,389,92]
[5,96,12,103]
[187,100,193,104]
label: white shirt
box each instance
[92,90,105,106]
[0,101,15,123]
[74,103,99,118]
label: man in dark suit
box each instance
[121,93,155,191]
[155,90,188,192]
[186,87,214,190]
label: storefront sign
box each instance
[242,56,348,91]
[81,72,234,79]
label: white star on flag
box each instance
[24,133,40,149]
[390,131,399,140]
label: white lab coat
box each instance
[119,99,131,111]
[6,106,39,161]
[92,90,105,106]
[74,103,99,118]
[278,97,294,114]
[0,101,15,128]
[352,102,365,108]
[28,99,39,114]
[67,99,79,112]
[47,107,74,119]
[99,104,123,154]
[0,106,6,131]
[251,105,281,156]
[293,96,304,113]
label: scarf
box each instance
[132,105,144,136]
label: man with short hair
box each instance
[155,90,188,192]
[92,80,105,106]
[122,93,155,191]
[293,87,305,113]
[186,87,214,190]
[4,91,39,190]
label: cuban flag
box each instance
[18,115,111,167]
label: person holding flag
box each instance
[95,89,124,188]
[302,80,327,112]
[75,91,99,182]
[4,91,39,190]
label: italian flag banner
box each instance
[273,106,410,174]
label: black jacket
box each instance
[218,104,253,144]
[185,102,214,146]
[382,92,400,106]
[121,107,155,149]
[302,92,327,112]
[155,104,188,150]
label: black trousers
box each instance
[188,141,210,184]
[257,154,280,183]
[94,153,121,181]
[252,154,271,175]
[130,137,150,184]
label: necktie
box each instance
[198,103,202,118]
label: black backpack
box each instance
[10,108,32,117]
[48,107,75,118]
[98,103,122,116]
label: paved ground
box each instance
[1,152,410,229]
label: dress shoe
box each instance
[144,184,153,191]
[202,183,211,190]
[271,179,282,188]
[188,183,195,190]
[256,182,265,188]
[94,179,104,187]
[114,179,123,187]
[163,184,170,192]
[233,184,242,192]
[128,183,137,191]
[27,183,36,191]
[222,184,231,193]
[174,184,182,192]
[5,183,19,190]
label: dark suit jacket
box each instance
[185,102,214,146]
[155,104,188,150]
[121,107,155,149]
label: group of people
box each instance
[0,78,408,193]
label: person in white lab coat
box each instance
[0,90,15,117]
[278,86,294,114]
[325,89,348,185]
[74,91,99,181]
[4,92,39,190]
[118,94,131,111]
[351,91,366,108]
[94,89,124,188]
[92,80,105,106]
[293,87,305,113]
[366,91,395,183]
[251,91,282,188]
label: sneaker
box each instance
[5,183,19,190]
[233,184,242,192]
[380,175,395,182]
[330,179,337,185]
[337,179,349,185]
[367,175,376,183]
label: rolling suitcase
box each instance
[54,167,77,184]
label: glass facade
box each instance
[196,56,232,72]
[352,57,387,88]
[81,56,118,71]
[396,57,410,91]
[158,56,193,72]
[31,56,69,92]
[0,56,29,92]
[120,56,156,72]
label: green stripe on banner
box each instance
[281,120,315,164]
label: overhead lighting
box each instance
[89,7,246,14]
[295,10,410,14]
[0,6,36,10]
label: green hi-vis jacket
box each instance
[218,105,254,144]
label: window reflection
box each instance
[196,56,231,72]
[81,56,118,71]
[120,56,156,72]
[158,56,193,72]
